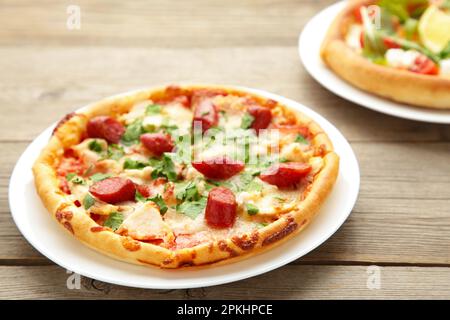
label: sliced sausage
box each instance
[205,187,237,228]
[87,116,125,144]
[248,105,272,132]
[260,162,312,189]
[135,184,154,198]
[89,177,136,204]
[140,133,174,156]
[192,96,219,133]
[192,156,244,180]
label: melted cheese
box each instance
[345,24,363,52]
[121,100,151,124]
[385,49,421,69]
[162,102,193,132]
[119,202,171,240]
[72,138,106,167]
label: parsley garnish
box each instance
[246,203,259,215]
[148,194,168,215]
[89,173,112,182]
[175,181,200,202]
[71,176,86,185]
[176,197,207,219]
[150,154,178,182]
[103,212,124,231]
[145,104,161,115]
[123,158,148,170]
[295,134,308,144]
[66,173,76,181]
[83,194,95,209]
[121,119,143,146]
[107,144,125,161]
[88,139,103,153]
[240,113,255,129]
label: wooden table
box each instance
[1,0,449,299]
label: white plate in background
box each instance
[299,1,450,124]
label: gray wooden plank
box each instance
[1,265,449,299]
[0,0,334,47]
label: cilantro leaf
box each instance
[107,144,125,161]
[176,197,207,219]
[240,113,255,129]
[175,181,200,201]
[295,134,308,144]
[66,173,76,181]
[89,173,112,182]
[123,158,148,170]
[103,212,124,231]
[148,194,168,215]
[145,104,161,115]
[71,176,86,185]
[88,139,103,153]
[246,203,259,215]
[135,190,146,202]
[150,154,178,182]
[83,194,95,209]
[121,119,143,146]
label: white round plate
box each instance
[9,87,359,289]
[299,1,450,124]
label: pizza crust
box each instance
[32,85,339,269]
[320,0,450,109]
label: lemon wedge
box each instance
[418,5,450,53]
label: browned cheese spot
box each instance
[262,217,298,246]
[218,240,238,257]
[90,226,107,233]
[63,221,74,234]
[231,232,259,251]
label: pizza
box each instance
[32,85,339,268]
[321,0,450,109]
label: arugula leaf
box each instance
[145,104,161,115]
[404,18,418,40]
[148,195,168,215]
[107,144,125,161]
[123,158,148,170]
[83,194,95,209]
[378,0,410,22]
[240,113,255,129]
[151,154,178,182]
[440,41,450,60]
[88,139,103,153]
[176,197,207,219]
[66,173,76,181]
[121,119,143,146]
[89,173,112,182]
[295,134,308,144]
[103,212,124,231]
[246,203,259,215]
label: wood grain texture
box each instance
[1,0,449,299]
[1,265,450,299]
[0,0,334,48]
[0,47,449,142]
